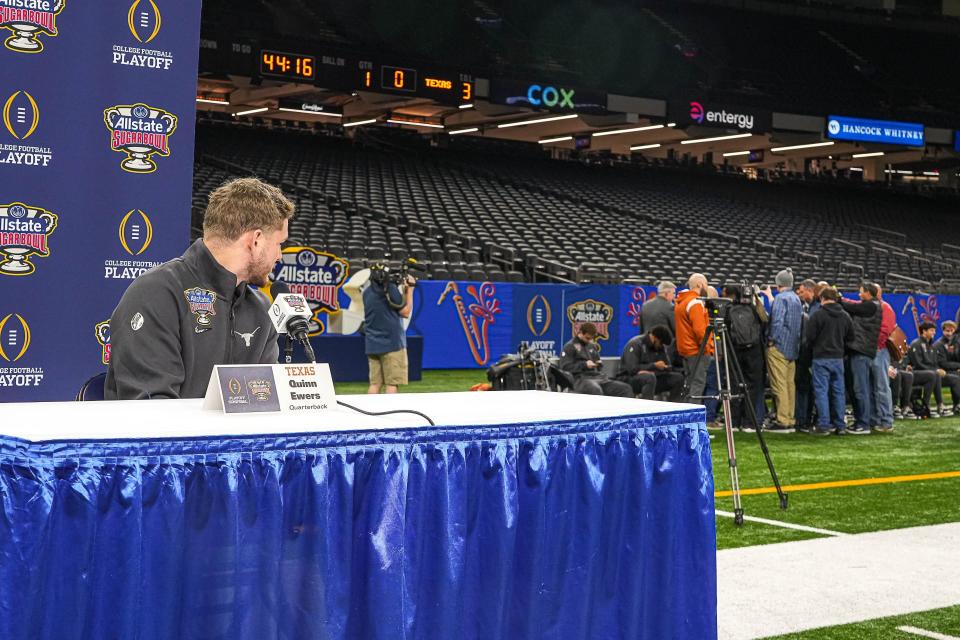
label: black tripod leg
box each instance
[723,332,789,511]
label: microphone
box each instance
[269,277,290,300]
[269,293,316,362]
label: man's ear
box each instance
[241,228,262,252]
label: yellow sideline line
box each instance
[715,470,960,498]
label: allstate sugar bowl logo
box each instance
[567,299,614,343]
[184,287,216,331]
[1,90,54,167]
[0,202,58,276]
[0,0,65,53]
[94,320,110,365]
[113,0,173,71]
[273,246,349,336]
[103,103,177,173]
[0,312,43,387]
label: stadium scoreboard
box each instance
[250,45,473,105]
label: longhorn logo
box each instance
[2,90,39,140]
[0,313,30,362]
[127,0,161,44]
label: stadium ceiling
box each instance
[196,74,955,174]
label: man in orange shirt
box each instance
[675,273,713,404]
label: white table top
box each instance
[0,391,703,443]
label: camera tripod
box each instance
[685,313,788,525]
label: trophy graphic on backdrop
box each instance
[0,203,58,275]
[1,0,66,53]
[103,103,178,173]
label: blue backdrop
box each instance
[409,282,952,369]
[0,0,201,401]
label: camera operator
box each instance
[363,264,415,394]
[559,323,634,397]
[617,325,684,400]
[722,284,769,431]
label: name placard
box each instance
[203,363,336,414]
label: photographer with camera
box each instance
[722,283,769,431]
[363,263,415,394]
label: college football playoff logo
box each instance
[127,0,161,44]
[118,208,153,255]
[103,103,178,173]
[2,90,39,140]
[0,312,30,362]
[0,202,58,276]
[526,294,551,337]
[94,320,111,365]
[1,0,65,53]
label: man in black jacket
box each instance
[909,321,947,416]
[559,323,634,397]
[106,178,293,399]
[934,320,960,415]
[618,325,683,400]
[806,288,855,435]
[838,283,880,434]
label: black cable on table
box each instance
[336,400,436,426]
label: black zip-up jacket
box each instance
[838,298,880,358]
[105,239,279,399]
[934,334,960,372]
[559,336,605,380]
[617,334,671,379]
[805,302,854,360]
[908,337,940,372]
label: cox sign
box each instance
[526,84,575,109]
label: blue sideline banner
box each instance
[1,1,202,401]
[408,283,960,370]
[826,115,924,146]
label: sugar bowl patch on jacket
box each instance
[183,287,217,332]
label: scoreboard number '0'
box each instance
[381,66,416,92]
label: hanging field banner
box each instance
[0,0,202,401]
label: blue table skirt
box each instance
[0,409,716,640]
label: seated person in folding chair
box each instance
[888,351,925,420]
[906,321,945,418]
[559,323,633,398]
[934,320,960,416]
[617,325,684,400]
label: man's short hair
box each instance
[579,322,598,337]
[861,282,879,298]
[799,279,817,291]
[688,273,707,289]
[658,280,676,294]
[942,320,957,330]
[819,287,839,302]
[203,177,295,241]
[649,325,673,345]
[919,321,936,332]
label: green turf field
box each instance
[759,605,960,638]
[337,369,960,637]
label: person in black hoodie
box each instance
[559,323,634,397]
[805,287,855,435]
[838,283,880,434]
[934,320,960,415]
[908,321,946,416]
[617,325,684,400]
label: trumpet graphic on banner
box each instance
[437,281,501,366]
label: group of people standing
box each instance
[557,270,957,435]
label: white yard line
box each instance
[717,522,960,640]
[897,626,960,640]
[715,510,847,537]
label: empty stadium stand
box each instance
[193,121,960,291]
